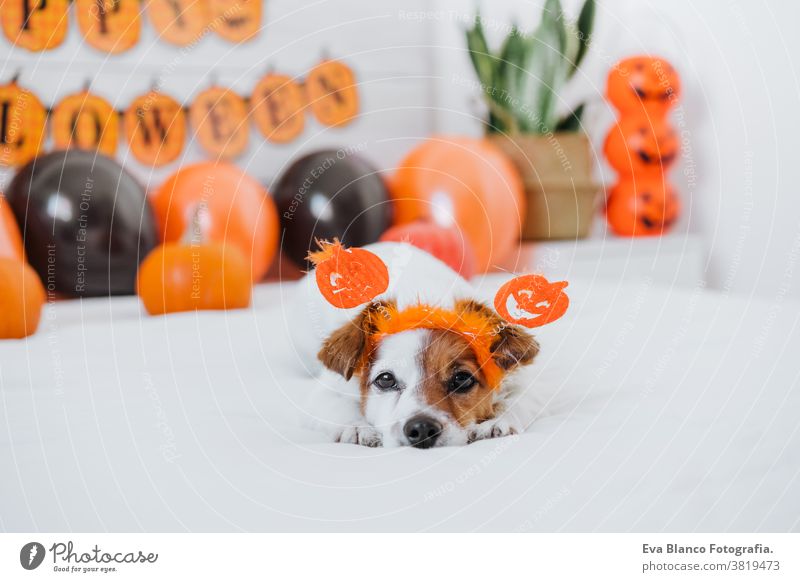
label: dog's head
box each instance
[318,299,539,447]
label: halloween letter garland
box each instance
[0,59,360,167]
[1,0,262,52]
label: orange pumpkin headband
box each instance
[309,240,570,387]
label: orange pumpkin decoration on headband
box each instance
[52,91,119,156]
[604,117,679,176]
[124,91,186,166]
[209,0,262,43]
[0,80,47,167]
[76,0,141,54]
[251,73,306,143]
[306,59,359,127]
[309,240,389,309]
[190,86,249,159]
[607,56,681,118]
[147,0,210,46]
[606,177,680,237]
[1,0,69,51]
[494,274,569,329]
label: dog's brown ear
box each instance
[490,325,540,370]
[317,301,393,380]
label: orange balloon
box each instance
[0,194,25,262]
[0,258,45,339]
[149,163,279,282]
[390,137,524,273]
[606,177,680,237]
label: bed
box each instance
[1,274,798,532]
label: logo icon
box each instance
[20,542,45,570]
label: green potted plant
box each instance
[466,0,598,240]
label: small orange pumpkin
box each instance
[607,56,681,118]
[606,177,680,237]
[305,59,359,127]
[136,241,252,315]
[76,0,141,54]
[124,91,186,166]
[0,257,46,339]
[1,0,69,51]
[309,240,389,309]
[604,117,679,176]
[209,0,261,43]
[0,80,47,167]
[189,86,249,159]
[147,0,210,46]
[250,73,306,143]
[51,91,119,156]
[0,194,25,262]
[494,274,569,329]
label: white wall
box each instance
[432,0,800,301]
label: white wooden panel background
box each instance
[0,0,436,191]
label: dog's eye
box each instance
[373,372,398,390]
[448,371,477,394]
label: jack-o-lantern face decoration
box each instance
[604,118,679,175]
[306,59,359,127]
[251,74,306,143]
[124,91,186,166]
[309,240,389,309]
[76,0,141,54]
[1,0,69,51]
[606,178,681,237]
[607,56,681,117]
[189,86,249,159]
[494,274,569,329]
[209,0,261,43]
[52,91,119,156]
[147,0,210,46]
[0,81,47,167]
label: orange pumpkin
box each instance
[250,73,306,143]
[305,59,359,127]
[0,257,45,339]
[150,162,279,282]
[494,274,569,329]
[0,194,25,261]
[209,0,261,43]
[147,0,210,46]
[51,91,119,156]
[606,177,680,237]
[76,0,141,54]
[309,240,389,309]
[137,242,252,315]
[124,91,186,166]
[607,56,681,118]
[1,0,69,51]
[604,117,679,176]
[0,80,47,167]
[189,86,249,159]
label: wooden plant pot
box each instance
[488,133,599,240]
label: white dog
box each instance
[288,242,544,448]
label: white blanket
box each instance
[1,276,798,532]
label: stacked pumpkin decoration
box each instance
[604,56,682,236]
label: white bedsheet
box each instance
[1,275,798,532]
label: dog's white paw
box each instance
[336,425,383,447]
[467,417,519,443]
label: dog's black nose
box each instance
[404,416,442,449]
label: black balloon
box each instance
[273,150,392,267]
[8,150,157,297]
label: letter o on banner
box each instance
[1,0,69,51]
[76,0,141,54]
[0,81,47,167]
[189,86,249,159]
[250,74,305,143]
[52,91,119,156]
[123,91,186,166]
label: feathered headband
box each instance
[308,240,569,387]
